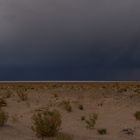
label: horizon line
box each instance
[0,81,140,83]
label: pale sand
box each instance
[0,82,140,140]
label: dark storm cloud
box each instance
[0,0,140,80]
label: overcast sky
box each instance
[0,0,140,80]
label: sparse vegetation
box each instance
[32,109,62,139]
[122,128,134,135]
[134,88,140,94]
[17,90,28,101]
[53,93,59,98]
[85,113,98,129]
[81,116,85,121]
[78,104,84,110]
[60,100,72,112]
[117,88,127,93]
[0,109,8,127]
[134,111,140,120]
[0,83,140,139]
[2,90,12,98]
[97,128,107,135]
[0,98,7,108]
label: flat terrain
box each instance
[0,82,140,140]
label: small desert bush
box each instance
[118,88,127,93]
[78,104,84,110]
[17,91,28,101]
[0,109,8,126]
[134,88,140,94]
[2,90,12,98]
[122,128,134,135]
[32,109,62,139]
[134,111,140,120]
[97,128,107,135]
[53,93,59,98]
[85,113,98,129]
[60,100,72,112]
[81,116,85,121]
[0,98,7,108]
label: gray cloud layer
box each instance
[0,0,140,80]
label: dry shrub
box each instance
[53,93,59,98]
[81,116,85,121]
[32,109,62,139]
[78,104,84,110]
[85,113,98,129]
[17,90,28,101]
[60,100,72,112]
[134,111,140,120]
[0,98,7,108]
[2,90,12,98]
[97,128,107,135]
[0,109,8,126]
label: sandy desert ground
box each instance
[0,82,140,140]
